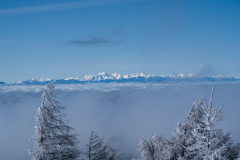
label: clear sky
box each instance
[1,0,240,83]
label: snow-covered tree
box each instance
[152,134,178,160]
[137,96,206,160]
[137,137,157,160]
[137,87,240,160]
[84,131,123,160]
[85,131,103,160]
[29,82,81,160]
[187,87,239,160]
[137,134,177,160]
[137,100,205,160]
[172,96,205,159]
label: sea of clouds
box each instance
[0,82,240,160]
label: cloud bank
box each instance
[0,83,240,159]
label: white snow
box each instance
[39,78,51,82]
[9,72,240,85]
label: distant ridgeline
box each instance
[0,82,6,85]
[2,72,240,85]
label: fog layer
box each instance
[0,83,240,160]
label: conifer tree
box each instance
[172,97,205,159]
[84,131,123,160]
[137,137,156,160]
[29,82,81,160]
[187,87,239,160]
[137,87,240,160]
[137,134,177,160]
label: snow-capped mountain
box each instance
[14,78,52,85]
[64,72,121,81]
[2,72,240,86]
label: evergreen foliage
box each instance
[187,87,239,160]
[83,131,123,160]
[137,87,240,160]
[29,82,81,160]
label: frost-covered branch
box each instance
[29,82,81,160]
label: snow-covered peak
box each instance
[29,78,35,82]
[210,75,232,79]
[96,72,107,76]
[178,73,195,78]
[139,73,146,77]
[93,72,122,81]
[16,81,23,84]
[62,72,121,82]
[7,72,240,86]
[39,78,51,82]
[81,75,94,81]
[122,73,150,79]
[128,73,140,78]
[122,74,129,79]
[14,78,52,85]
[65,77,80,80]
[112,73,121,79]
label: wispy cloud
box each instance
[71,37,114,46]
[0,36,50,43]
[70,28,124,46]
[0,0,152,16]
[197,63,219,76]
[0,0,106,16]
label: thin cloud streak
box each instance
[0,0,153,16]
[0,36,50,43]
[0,0,103,16]
[71,37,113,46]
[70,28,124,46]
[71,37,123,46]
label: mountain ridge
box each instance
[2,72,240,86]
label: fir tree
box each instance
[187,87,239,160]
[172,96,205,159]
[84,131,123,160]
[137,134,177,160]
[137,87,240,160]
[29,82,81,160]
[137,137,157,160]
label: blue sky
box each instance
[1,0,240,83]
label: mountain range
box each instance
[1,72,240,86]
